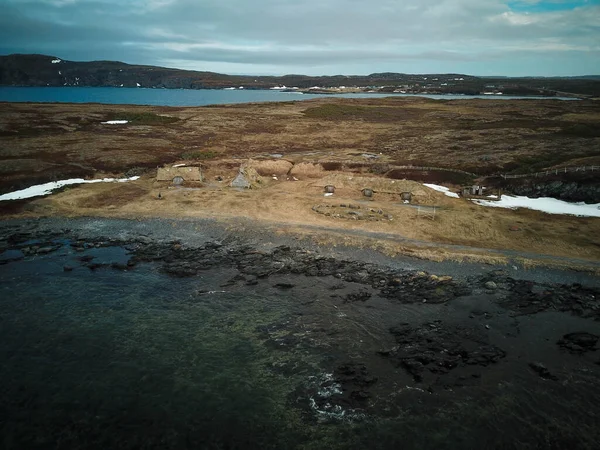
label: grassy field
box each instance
[0,97,599,265]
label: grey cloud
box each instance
[0,0,598,75]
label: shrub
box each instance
[181,150,218,160]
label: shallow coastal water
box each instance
[1,223,600,449]
[0,87,576,106]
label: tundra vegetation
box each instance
[0,97,599,266]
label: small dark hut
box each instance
[362,188,374,198]
[324,185,335,194]
[400,192,412,203]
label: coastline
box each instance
[2,214,600,287]
[2,214,600,448]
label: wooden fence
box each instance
[326,160,598,181]
[501,165,600,179]
[390,165,478,177]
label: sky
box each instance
[0,0,599,76]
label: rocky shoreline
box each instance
[2,216,600,448]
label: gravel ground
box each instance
[1,216,599,287]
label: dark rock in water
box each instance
[529,362,558,380]
[36,246,58,254]
[63,265,74,272]
[497,277,600,320]
[332,363,378,407]
[110,262,129,271]
[162,262,199,277]
[351,390,370,401]
[380,273,470,304]
[484,281,497,290]
[78,254,95,262]
[382,321,506,384]
[557,332,599,354]
[273,283,295,289]
[344,289,372,303]
[137,236,152,245]
[335,363,378,386]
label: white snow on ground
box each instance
[0,177,140,201]
[136,82,141,87]
[51,59,61,64]
[172,163,187,168]
[473,195,600,217]
[423,183,460,198]
[102,120,129,124]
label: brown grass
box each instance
[248,159,293,176]
[1,96,597,194]
[1,98,599,266]
[4,172,598,266]
[289,162,325,178]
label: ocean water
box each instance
[2,240,600,449]
[0,87,576,107]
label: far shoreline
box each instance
[0,86,581,108]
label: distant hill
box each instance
[1,54,599,97]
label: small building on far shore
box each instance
[156,166,203,184]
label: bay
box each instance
[2,219,600,449]
[0,86,576,107]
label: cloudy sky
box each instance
[1,0,599,76]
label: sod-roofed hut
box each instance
[156,166,203,184]
[230,165,262,189]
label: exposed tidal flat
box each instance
[1,217,600,449]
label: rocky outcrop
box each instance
[492,173,600,203]
[508,180,600,203]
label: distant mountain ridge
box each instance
[1,54,599,97]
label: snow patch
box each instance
[0,177,140,201]
[172,163,187,168]
[473,195,600,217]
[136,82,141,87]
[423,183,460,198]
[102,120,129,124]
[51,59,61,64]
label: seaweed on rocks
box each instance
[491,275,600,320]
[380,320,506,386]
[129,243,476,308]
[380,272,470,304]
[557,332,599,354]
